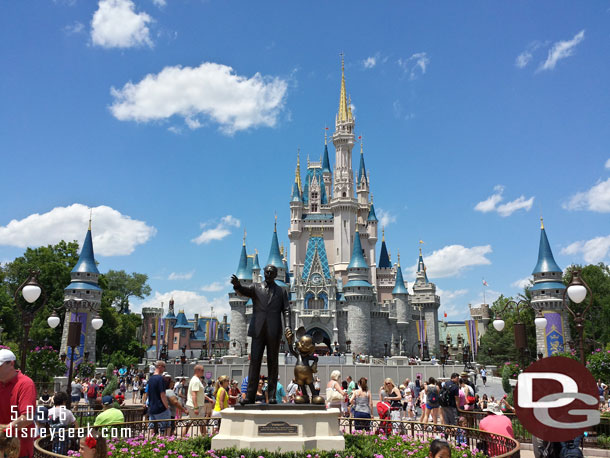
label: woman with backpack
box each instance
[382,378,402,433]
[423,377,441,425]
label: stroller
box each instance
[376,401,392,436]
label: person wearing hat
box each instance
[0,348,37,458]
[93,395,125,427]
[479,403,514,456]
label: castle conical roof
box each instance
[392,265,408,295]
[378,238,391,268]
[72,229,100,275]
[266,224,284,268]
[348,229,368,269]
[235,244,250,280]
[322,144,331,172]
[532,225,562,274]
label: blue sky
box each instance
[1,1,609,321]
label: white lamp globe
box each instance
[22,284,41,303]
[91,316,103,330]
[493,319,505,332]
[535,316,548,329]
[47,315,61,329]
[567,284,587,304]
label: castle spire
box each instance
[267,218,284,268]
[532,221,562,274]
[347,227,368,269]
[338,53,349,123]
[235,237,249,280]
[378,228,391,268]
[392,250,408,295]
[358,140,368,185]
[295,151,302,194]
[72,223,100,275]
[416,248,429,283]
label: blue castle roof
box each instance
[235,244,250,280]
[72,229,100,275]
[417,251,429,283]
[368,204,378,222]
[252,253,260,271]
[64,282,102,292]
[392,265,408,295]
[302,167,328,205]
[345,279,372,288]
[532,226,562,274]
[291,181,301,202]
[530,281,565,291]
[302,235,332,280]
[322,144,331,172]
[348,229,369,269]
[173,311,191,328]
[358,149,367,186]
[267,226,284,269]
[378,239,391,268]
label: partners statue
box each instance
[288,326,325,404]
[231,264,293,404]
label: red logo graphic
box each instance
[514,356,600,442]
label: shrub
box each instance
[586,348,610,382]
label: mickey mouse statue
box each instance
[287,326,325,404]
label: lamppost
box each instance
[493,299,547,368]
[245,341,249,356]
[563,269,594,365]
[384,342,388,357]
[14,270,48,372]
[440,343,448,378]
[199,346,205,361]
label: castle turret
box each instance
[392,252,410,355]
[267,218,287,286]
[410,247,440,356]
[62,220,103,367]
[343,228,372,355]
[530,219,569,356]
[229,234,250,353]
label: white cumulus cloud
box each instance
[91,0,153,49]
[605,158,610,169]
[497,196,535,217]
[474,185,504,213]
[515,41,546,69]
[564,178,610,213]
[408,244,492,279]
[511,276,532,290]
[376,208,397,227]
[192,215,241,245]
[134,290,230,320]
[152,0,166,6]
[201,281,229,292]
[63,21,85,35]
[397,53,429,80]
[110,62,288,134]
[538,30,585,72]
[168,271,194,281]
[0,203,155,256]
[436,288,469,318]
[562,235,610,264]
[474,185,534,217]
[363,56,377,69]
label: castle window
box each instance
[311,204,318,212]
[86,291,90,294]
[174,336,177,343]
[343,192,346,197]
[181,330,186,337]
[541,290,545,295]
[311,191,318,200]
[87,273,90,276]
[556,290,559,294]
[541,273,545,276]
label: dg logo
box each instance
[514,356,600,442]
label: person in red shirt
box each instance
[0,349,37,458]
[479,404,515,456]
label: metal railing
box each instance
[33,415,519,458]
[457,407,610,448]
[338,417,520,457]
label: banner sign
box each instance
[544,312,565,355]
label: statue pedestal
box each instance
[211,405,344,453]
[387,356,409,366]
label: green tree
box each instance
[95,271,150,364]
[0,241,80,351]
[101,270,151,314]
[477,295,538,367]
[564,263,610,350]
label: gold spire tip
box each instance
[88,208,92,231]
[397,249,401,267]
[243,228,246,246]
[382,227,385,242]
[274,212,277,231]
[540,217,544,230]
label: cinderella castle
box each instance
[229,60,445,358]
